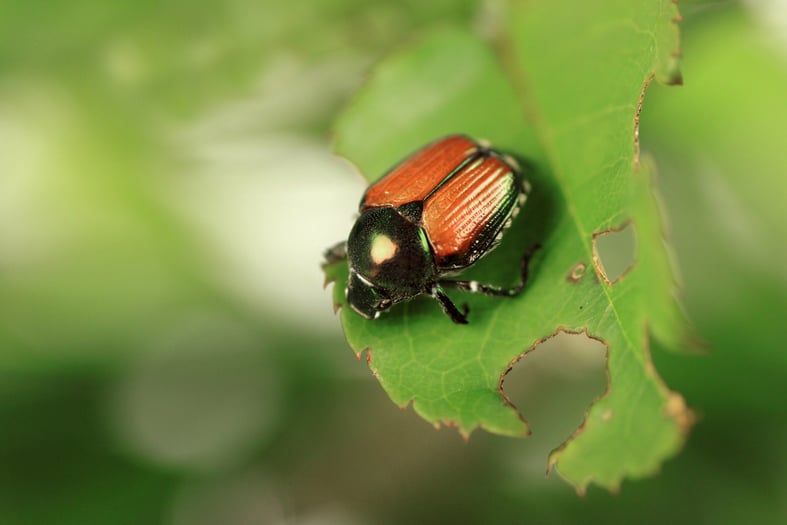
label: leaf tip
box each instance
[666,392,694,432]
[354,345,370,362]
[662,55,683,86]
[546,451,589,496]
[661,1,684,86]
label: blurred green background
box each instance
[0,1,785,524]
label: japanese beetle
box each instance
[324,135,539,324]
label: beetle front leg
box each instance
[440,243,541,298]
[430,285,469,324]
[322,241,348,267]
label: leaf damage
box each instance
[566,261,587,283]
[591,221,638,286]
[545,327,694,495]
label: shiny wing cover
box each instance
[360,135,479,210]
[423,154,523,270]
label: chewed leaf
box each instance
[326,0,691,492]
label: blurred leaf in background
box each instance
[0,0,785,524]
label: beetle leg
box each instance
[322,241,348,267]
[440,243,541,298]
[430,285,469,324]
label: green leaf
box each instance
[326,0,691,492]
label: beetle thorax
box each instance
[347,206,436,297]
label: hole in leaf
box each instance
[592,222,637,284]
[499,330,607,477]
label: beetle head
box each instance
[346,270,392,319]
[345,207,437,320]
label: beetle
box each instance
[324,134,539,324]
